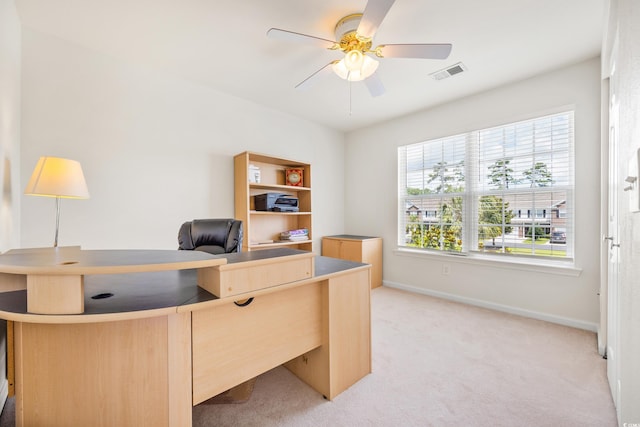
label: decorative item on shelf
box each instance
[280,228,309,242]
[24,156,90,247]
[248,164,261,183]
[285,168,303,187]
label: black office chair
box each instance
[178,219,243,255]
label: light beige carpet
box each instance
[0,286,617,426]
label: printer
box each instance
[254,193,299,212]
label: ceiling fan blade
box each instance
[267,28,337,49]
[364,73,385,97]
[357,0,396,40]
[378,43,452,59]
[295,62,338,90]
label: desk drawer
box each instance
[192,282,322,404]
[197,251,314,298]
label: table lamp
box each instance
[24,156,90,247]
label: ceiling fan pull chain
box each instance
[349,80,353,116]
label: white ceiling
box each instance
[15,0,605,132]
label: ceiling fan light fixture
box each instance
[360,55,379,79]
[333,54,379,82]
[268,2,452,99]
[344,50,364,71]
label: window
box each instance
[398,111,574,261]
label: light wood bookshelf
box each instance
[234,152,312,251]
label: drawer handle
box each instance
[234,297,254,307]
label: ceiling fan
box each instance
[267,0,452,97]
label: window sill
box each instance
[393,247,582,277]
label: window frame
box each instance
[398,110,575,265]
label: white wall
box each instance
[604,0,640,424]
[0,0,21,252]
[0,0,21,414]
[345,58,602,329]
[20,28,345,250]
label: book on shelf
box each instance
[280,228,308,238]
[282,235,309,242]
[280,228,309,241]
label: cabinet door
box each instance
[322,239,342,259]
[337,240,362,262]
[323,239,362,262]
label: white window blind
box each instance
[398,111,574,261]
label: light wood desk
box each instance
[0,247,371,427]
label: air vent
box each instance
[430,62,467,80]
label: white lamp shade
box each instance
[25,156,90,199]
[332,54,379,82]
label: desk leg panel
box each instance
[286,268,371,400]
[327,269,372,398]
[14,317,171,427]
[284,282,330,396]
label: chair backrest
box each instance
[178,219,243,254]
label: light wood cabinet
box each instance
[322,235,382,288]
[234,152,312,251]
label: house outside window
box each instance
[398,111,574,261]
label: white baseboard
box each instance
[383,280,598,332]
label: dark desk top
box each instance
[0,270,208,316]
[0,248,224,275]
[0,249,367,319]
[219,247,310,264]
[323,235,380,240]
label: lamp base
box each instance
[54,196,61,247]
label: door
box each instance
[606,48,621,414]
